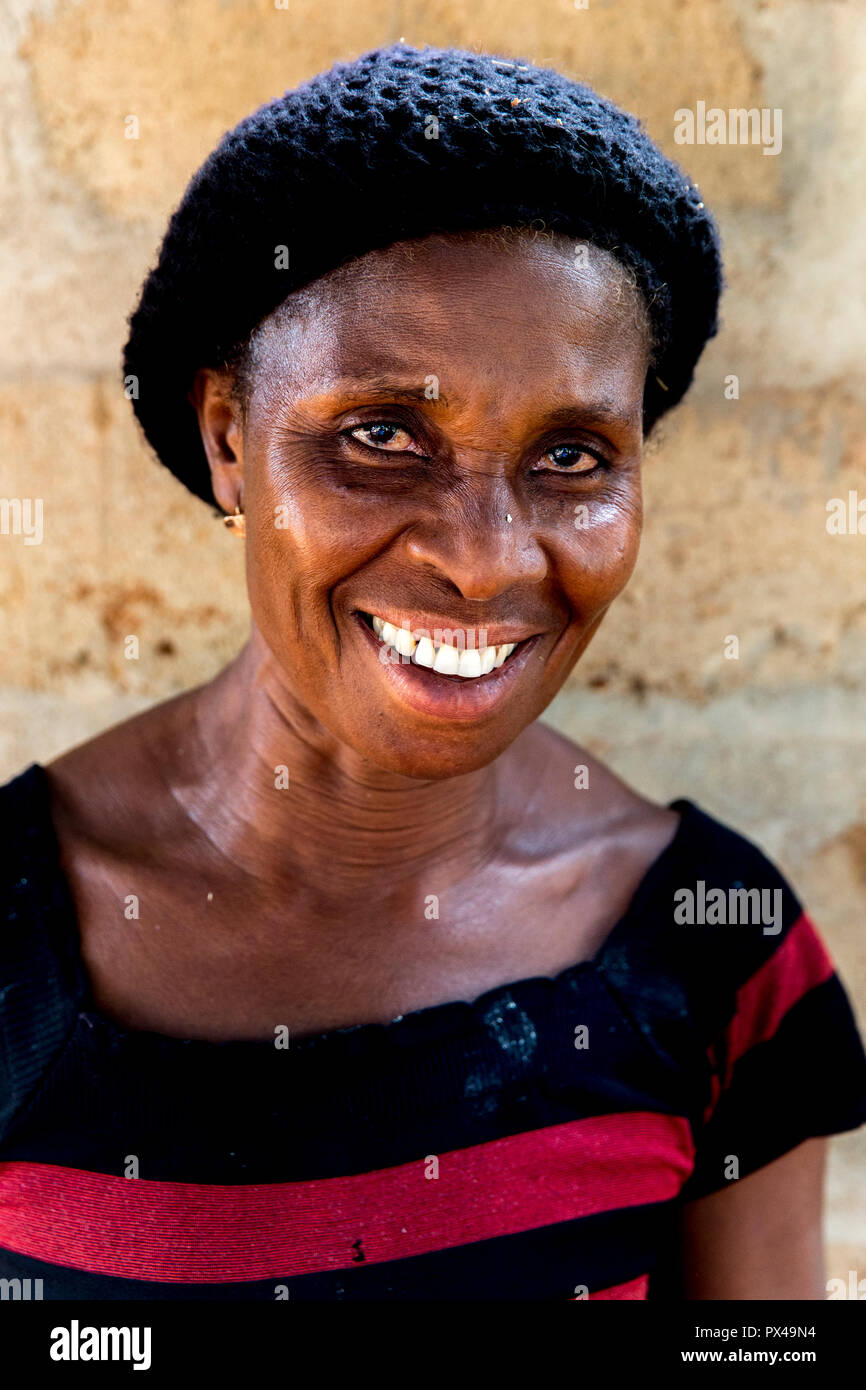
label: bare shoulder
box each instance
[496,720,682,957]
[510,718,680,858]
[480,717,683,967]
[43,685,203,852]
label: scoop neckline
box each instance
[17,760,697,1054]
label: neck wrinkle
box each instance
[173,633,504,892]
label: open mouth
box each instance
[357,611,523,680]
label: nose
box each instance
[402,477,549,602]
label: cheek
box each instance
[247,427,425,569]
[243,506,342,652]
[241,441,410,646]
[554,486,643,610]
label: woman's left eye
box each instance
[348,422,417,453]
[537,443,605,473]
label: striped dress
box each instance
[1,762,865,1300]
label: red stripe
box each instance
[0,1112,693,1283]
[722,912,834,1087]
[702,913,835,1120]
[702,1043,723,1125]
[589,1274,649,1299]
[571,1274,649,1300]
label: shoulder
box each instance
[0,690,200,1121]
[0,683,197,941]
[497,722,681,960]
[0,760,61,908]
[518,721,804,951]
[511,719,679,852]
[504,726,832,1050]
[43,685,201,851]
[0,761,86,1137]
[650,804,866,1200]
[595,789,836,1053]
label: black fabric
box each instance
[681,977,866,1200]
[1,761,865,1300]
[0,766,85,1138]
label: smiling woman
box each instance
[1,41,864,1303]
[192,229,650,760]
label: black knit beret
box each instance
[123,41,723,506]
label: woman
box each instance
[1,42,864,1301]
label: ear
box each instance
[189,368,244,514]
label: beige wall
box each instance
[2,0,864,1286]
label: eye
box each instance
[535,443,607,474]
[347,421,420,454]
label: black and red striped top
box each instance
[1,762,865,1300]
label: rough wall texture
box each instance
[1,0,864,1286]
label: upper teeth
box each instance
[370,616,517,678]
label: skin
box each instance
[44,229,825,1298]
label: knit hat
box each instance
[123,41,723,506]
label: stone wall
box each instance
[1,0,864,1289]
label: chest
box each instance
[58,834,644,1042]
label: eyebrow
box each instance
[313,378,451,407]
[310,378,632,427]
[537,401,633,428]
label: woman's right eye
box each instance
[347,422,418,453]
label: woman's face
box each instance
[196,231,652,779]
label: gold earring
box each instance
[223,504,245,538]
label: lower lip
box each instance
[351,613,541,721]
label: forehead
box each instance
[249,231,652,416]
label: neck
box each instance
[175,630,504,894]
